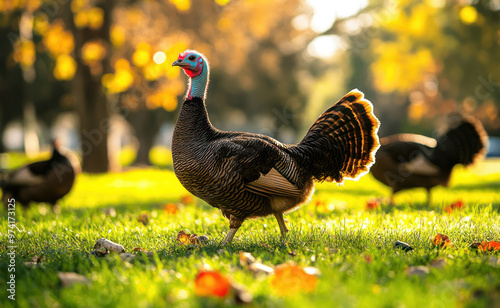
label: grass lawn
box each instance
[1,160,500,307]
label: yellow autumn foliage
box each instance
[43,20,74,57]
[13,40,35,68]
[82,40,107,65]
[53,54,77,80]
[459,6,478,25]
[102,58,134,94]
[169,0,190,12]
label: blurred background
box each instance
[1,0,499,173]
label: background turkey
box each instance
[171,50,380,245]
[370,113,488,205]
[0,139,81,210]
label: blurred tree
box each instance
[330,0,500,136]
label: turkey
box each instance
[370,113,488,205]
[172,50,380,245]
[1,139,81,209]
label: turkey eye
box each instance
[188,55,196,61]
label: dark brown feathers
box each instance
[1,141,81,208]
[293,89,380,183]
[172,89,380,222]
[371,113,488,195]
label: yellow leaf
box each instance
[215,0,230,6]
[43,20,74,57]
[132,45,151,67]
[460,6,477,25]
[169,0,191,11]
[13,40,36,68]
[87,7,104,29]
[74,11,88,28]
[271,262,318,296]
[53,54,77,80]
[110,26,125,47]
[81,40,106,65]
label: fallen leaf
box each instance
[478,241,500,253]
[406,266,430,278]
[444,200,464,214]
[432,234,454,248]
[366,199,380,210]
[394,240,414,252]
[164,203,178,215]
[180,195,194,205]
[270,262,318,296]
[364,255,373,264]
[58,272,90,288]
[177,230,201,245]
[194,269,231,298]
[138,212,149,226]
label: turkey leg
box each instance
[221,215,244,246]
[274,213,288,238]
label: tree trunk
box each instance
[69,0,115,173]
[127,108,162,166]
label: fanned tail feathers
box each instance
[431,113,488,168]
[294,89,380,183]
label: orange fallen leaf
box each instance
[180,195,194,205]
[444,200,464,214]
[366,199,380,210]
[432,234,454,248]
[177,230,199,245]
[477,241,500,253]
[364,255,373,264]
[164,203,178,215]
[270,262,318,296]
[194,270,231,298]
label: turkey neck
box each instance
[174,97,216,142]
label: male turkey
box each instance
[1,139,81,209]
[172,50,380,245]
[370,113,488,205]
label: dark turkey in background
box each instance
[1,139,81,210]
[370,112,488,205]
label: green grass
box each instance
[1,160,500,307]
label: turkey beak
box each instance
[172,59,188,67]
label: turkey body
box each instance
[171,50,380,244]
[1,141,81,209]
[371,114,488,205]
[172,98,314,221]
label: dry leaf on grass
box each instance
[176,231,208,245]
[366,199,380,210]
[58,272,90,288]
[164,203,178,215]
[239,252,274,275]
[432,234,454,248]
[180,195,194,205]
[134,247,154,257]
[444,200,464,214]
[138,212,150,226]
[194,269,231,298]
[270,262,318,296]
[475,241,500,253]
